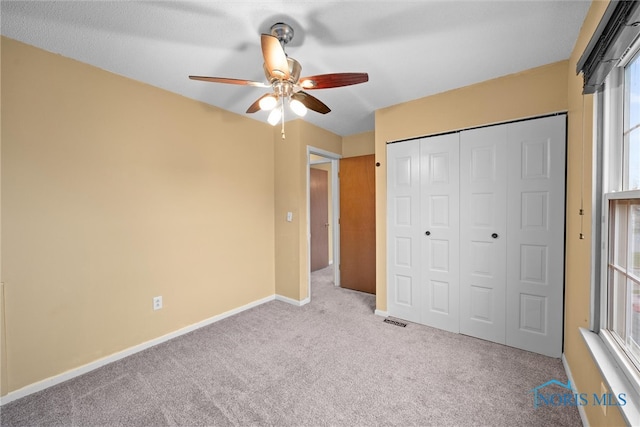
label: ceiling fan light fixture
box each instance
[267,107,282,126]
[259,95,277,111]
[290,99,307,117]
[300,80,316,89]
[189,21,369,133]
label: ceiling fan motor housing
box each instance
[264,57,301,86]
[270,22,294,46]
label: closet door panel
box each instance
[459,126,508,344]
[420,133,460,333]
[505,116,566,357]
[387,141,421,322]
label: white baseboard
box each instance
[374,309,389,317]
[562,353,589,427]
[275,294,310,307]
[0,294,275,406]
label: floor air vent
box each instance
[383,318,407,327]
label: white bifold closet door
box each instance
[459,125,508,344]
[504,117,566,357]
[387,115,566,358]
[419,134,460,333]
[387,138,421,323]
[459,116,566,357]
[387,133,459,330]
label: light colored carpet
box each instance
[1,266,581,426]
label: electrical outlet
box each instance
[153,296,163,311]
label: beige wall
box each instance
[274,119,341,301]
[375,60,569,311]
[1,37,276,394]
[342,131,375,157]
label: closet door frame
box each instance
[386,114,567,358]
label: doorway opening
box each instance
[307,146,341,302]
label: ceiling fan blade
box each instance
[246,94,273,114]
[298,73,369,89]
[261,34,290,80]
[292,91,331,114]
[189,76,268,88]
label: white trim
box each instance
[618,34,640,68]
[562,353,590,427]
[591,89,605,332]
[275,294,310,307]
[307,146,342,161]
[374,309,389,317]
[309,158,331,165]
[0,295,275,406]
[580,328,640,426]
[385,111,569,144]
[603,189,640,200]
[599,330,640,397]
[331,158,340,289]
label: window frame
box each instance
[600,190,640,399]
[586,45,640,424]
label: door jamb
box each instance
[307,146,341,301]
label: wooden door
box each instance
[340,155,376,294]
[310,167,329,272]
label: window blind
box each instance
[577,0,640,94]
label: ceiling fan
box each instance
[189,22,369,138]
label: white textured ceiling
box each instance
[1,0,591,136]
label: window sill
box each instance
[580,327,640,425]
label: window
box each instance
[606,196,640,368]
[577,2,640,422]
[598,48,640,407]
[624,53,640,192]
[602,51,640,373]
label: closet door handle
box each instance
[425,231,431,236]
[491,233,499,239]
